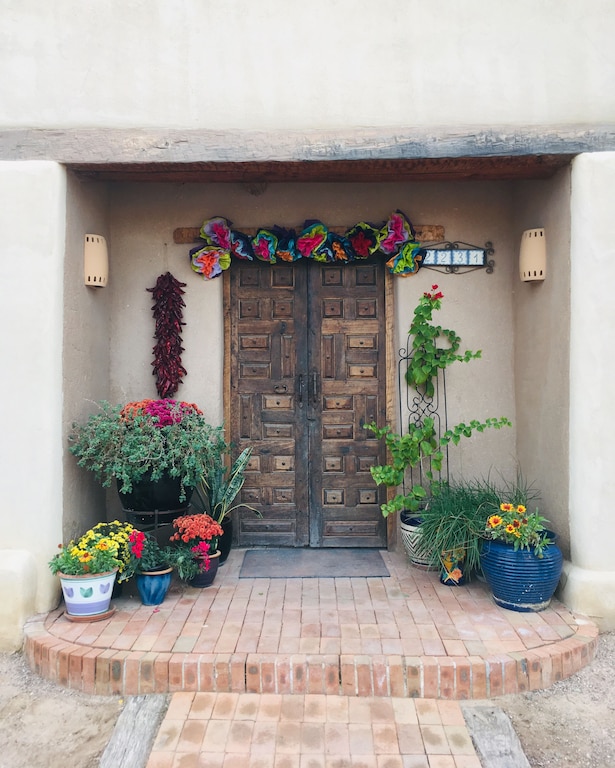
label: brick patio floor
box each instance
[24,547,599,766]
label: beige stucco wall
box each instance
[0,161,66,650]
[512,169,572,556]
[1,1,614,131]
[560,152,615,629]
[62,173,113,538]
[393,183,517,483]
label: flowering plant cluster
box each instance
[120,398,201,426]
[69,398,227,500]
[49,520,139,579]
[486,502,551,557]
[84,521,136,580]
[170,513,224,549]
[168,513,224,581]
[405,284,482,399]
[128,530,171,573]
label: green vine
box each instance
[405,284,481,398]
[366,416,512,517]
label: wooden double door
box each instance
[227,259,388,548]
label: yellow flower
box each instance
[516,505,526,514]
[500,503,514,512]
[487,515,503,528]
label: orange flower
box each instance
[500,503,514,512]
[487,515,503,528]
[170,513,224,543]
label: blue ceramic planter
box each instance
[135,568,173,605]
[481,535,563,612]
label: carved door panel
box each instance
[229,259,387,548]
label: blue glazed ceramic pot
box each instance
[135,567,173,605]
[481,534,563,612]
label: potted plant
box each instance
[49,525,127,618]
[365,284,511,565]
[366,416,510,565]
[83,520,138,583]
[416,480,495,585]
[482,500,563,611]
[68,398,228,515]
[168,513,224,587]
[127,530,174,605]
[190,445,259,563]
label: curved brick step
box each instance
[23,616,598,699]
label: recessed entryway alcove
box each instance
[62,156,572,556]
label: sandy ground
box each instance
[1,633,614,768]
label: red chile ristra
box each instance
[147,272,187,398]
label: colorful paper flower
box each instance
[199,217,233,249]
[296,221,329,260]
[345,222,379,258]
[190,245,230,279]
[377,210,416,255]
[252,229,278,263]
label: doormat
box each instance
[239,548,390,579]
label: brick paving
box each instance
[147,692,482,767]
[23,548,599,765]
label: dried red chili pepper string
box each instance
[147,272,187,398]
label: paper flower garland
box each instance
[189,211,424,280]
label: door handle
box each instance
[311,371,319,407]
[298,374,304,404]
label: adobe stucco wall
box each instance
[1,0,614,130]
[62,173,113,539]
[513,169,572,556]
[0,162,66,650]
[561,152,615,629]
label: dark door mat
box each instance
[239,548,390,578]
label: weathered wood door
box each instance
[228,259,388,548]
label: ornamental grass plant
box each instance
[417,480,495,576]
[68,398,228,501]
[191,446,259,524]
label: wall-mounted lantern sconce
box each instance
[519,228,546,282]
[84,234,108,287]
